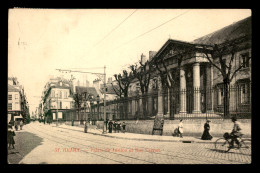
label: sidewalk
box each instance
[53,123,218,144]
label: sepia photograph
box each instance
[8,8,251,164]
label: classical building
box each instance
[111,16,251,120]
[149,16,251,118]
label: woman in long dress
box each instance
[201,120,212,140]
[178,119,183,138]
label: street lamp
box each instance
[83,92,88,122]
[56,66,107,133]
[89,95,94,123]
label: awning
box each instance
[14,114,23,119]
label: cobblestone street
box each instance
[8,122,251,164]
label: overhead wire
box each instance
[81,9,138,57]
[113,10,190,51]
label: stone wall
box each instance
[95,119,251,138]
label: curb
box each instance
[58,125,216,144]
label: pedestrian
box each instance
[105,119,108,132]
[201,120,212,140]
[9,120,14,129]
[172,127,179,137]
[113,121,117,133]
[122,122,126,133]
[14,120,18,131]
[20,120,23,130]
[178,119,183,138]
[108,120,113,133]
[84,120,88,133]
[116,121,121,133]
[7,125,15,149]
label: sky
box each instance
[8,9,251,114]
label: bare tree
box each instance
[113,70,132,98]
[113,70,132,119]
[130,57,153,119]
[199,36,251,117]
[73,93,83,121]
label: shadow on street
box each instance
[8,131,44,164]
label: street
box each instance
[7,122,251,164]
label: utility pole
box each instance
[103,66,107,134]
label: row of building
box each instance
[39,16,251,123]
[8,77,30,124]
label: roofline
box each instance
[192,16,251,44]
[154,39,196,58]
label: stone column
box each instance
[132,99,135,118]
[166,88,170,118]
[207,65,214,113]
[193,62,201,113]
[179,67,186,114]
[139,97,143,118]
[157,76,164,116]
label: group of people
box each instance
[9,120,24,131]
[107,120,126,133]
[173,117,242,143]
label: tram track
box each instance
[26,125,156,164]
[27,124,249,164]
[53,125,251,164]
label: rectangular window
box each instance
[15,94,18,100]
[8,103,12,110]
[64,91,67,98]
[240,53,250,68]
[240,83,249,104]
[218,87,224,105]
[15,102,19,110]
[70,102,74,109]
[8,95,12,100]
[59,91,62,99]
[52,91,55,98]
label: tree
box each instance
[153,43,195,118]
[73,93,83,121]
[113,70,132,119]
[113,70,132,98]
[199,36,251,117]
[130,55,153,119]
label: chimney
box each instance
[93,79,101,91]
[86,80,90,87]
[107,77,112,84]
[149,51,157,60]
[141,53,147,64]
